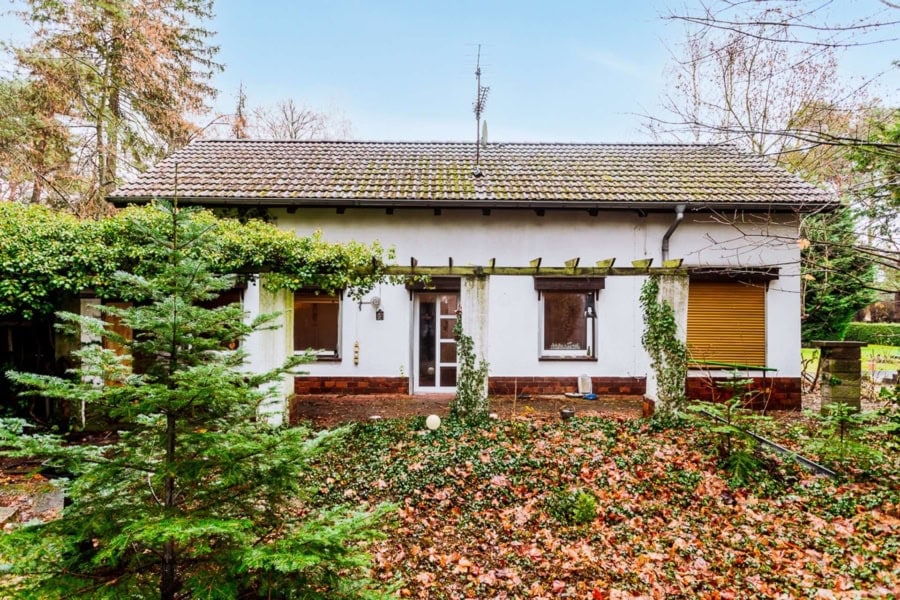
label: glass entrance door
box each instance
[414,293,458,392]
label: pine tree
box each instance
[0,202,390,599]
[801,207,876,342]
[12,0,221,215]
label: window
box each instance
[534,277,603,360]
[687,280,765,367]
[293,292,341,359]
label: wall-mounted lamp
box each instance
[359,295,384,320]
[358,295,381,310]
[584,292,596,319]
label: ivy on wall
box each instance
[640,275,688,411]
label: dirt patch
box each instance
[0,459,63,529]
[289,394,645,428]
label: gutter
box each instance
[661,204,686,262]
[106,196,835,214]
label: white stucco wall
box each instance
[242,277,294,425]
[253,207,801,388]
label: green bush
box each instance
[546,488,597,525]
[844,322,900,345]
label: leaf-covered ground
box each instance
[305,415,900,599]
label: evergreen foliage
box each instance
[847,109,899,245]
[10,0,222,214]
[801,207,876,342]
[0,202,391,599]
[448,309,490,425]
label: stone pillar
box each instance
[644,275,689,406]
[813,340,867,413]
[460,275,490,394]
[244,276,293,426]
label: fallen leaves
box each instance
[306,416,900,598]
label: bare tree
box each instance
[231,83,250,140]
[651,0,899,337]
[251,98,351,140]
[652,0,899,156]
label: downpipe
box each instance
[661,204,686,262]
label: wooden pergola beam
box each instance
[384,265,687,277]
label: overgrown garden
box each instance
[302,410,899,597]
[1,202,393,598]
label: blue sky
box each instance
[2,1,896,143]
[211,1,673,142]
[209,1,898,143]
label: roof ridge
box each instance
[192,139,741,149]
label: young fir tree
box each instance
[0,202,390,599]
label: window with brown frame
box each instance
[542,292,592,356]
[293,292,341,359]
[687,280,766,367]
[534,278,603,360]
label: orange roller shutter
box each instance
[687,282,766,367]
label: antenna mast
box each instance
[473,44,490,168]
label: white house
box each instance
[108,141,834,419]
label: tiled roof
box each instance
[108,140,834,208]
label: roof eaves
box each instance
[106,194,838,213]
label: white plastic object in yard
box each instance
[577,374,592,395]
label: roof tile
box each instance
[108,140,833,207]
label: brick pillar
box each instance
[813,340,867,413]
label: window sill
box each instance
[294,352,342,362]
[539,356,598,362]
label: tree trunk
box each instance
[161,412,177,600]
[103,84,120,199]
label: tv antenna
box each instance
[473,44,490,172]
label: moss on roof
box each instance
[109,140,833,208]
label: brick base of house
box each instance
[293,376,409,395]
[488,376,646,396]
[686,376,802,410]
[293,375,647,397]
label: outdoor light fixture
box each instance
[584,292,596,319]
[357,295,385,320]
[358,295,381,311]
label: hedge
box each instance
[844,322,900,346]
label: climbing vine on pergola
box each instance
[0,202,393,320]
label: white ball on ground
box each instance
[425,414,441,430]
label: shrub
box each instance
[546,488,597,526]
[844,322,900,346]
